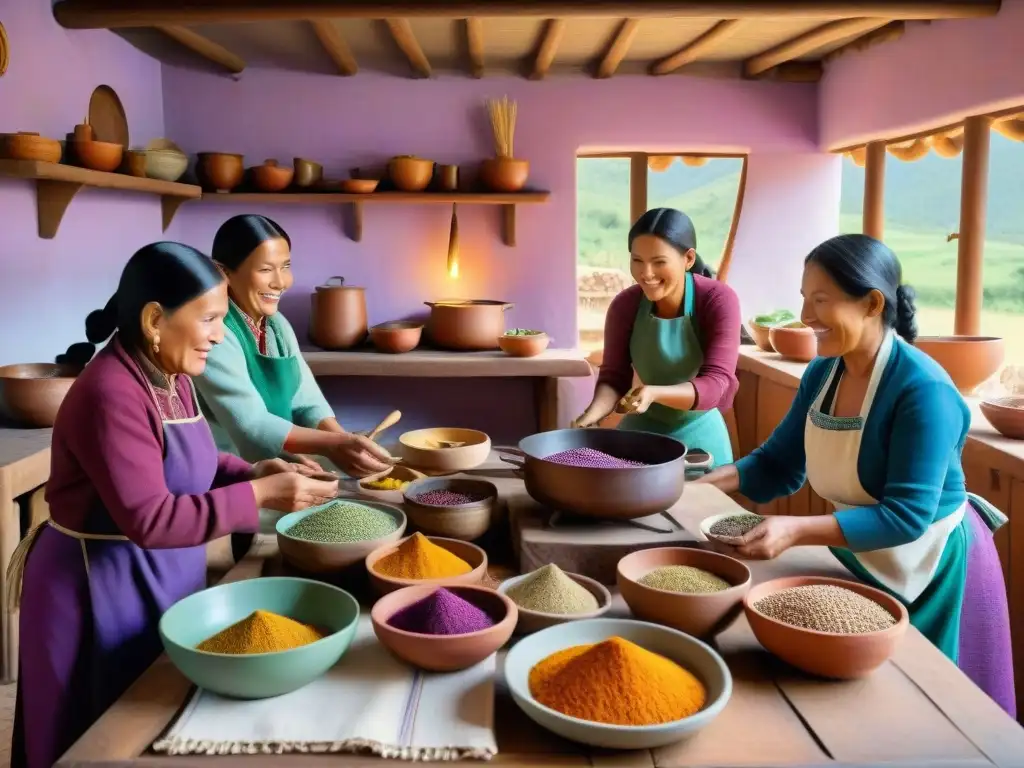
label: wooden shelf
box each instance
[197,190,550,246]
[302,346,591,378]
[0,159,202,239]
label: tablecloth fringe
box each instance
[151,737,496,762]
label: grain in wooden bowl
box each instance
[402,477,500,540]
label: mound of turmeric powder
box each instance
[528,636,706,726]
[197,610,324,655]
[373,532,472,580]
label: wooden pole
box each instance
[954,115,992,336]
[630,155,648,226]
[862,140,886,239]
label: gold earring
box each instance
[152,336,160,355]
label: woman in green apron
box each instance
[573,208,741,468]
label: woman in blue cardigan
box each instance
[698,234,1014,716]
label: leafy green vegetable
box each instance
[751,309,796,328]
[505,328,544,336]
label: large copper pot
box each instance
[424,299,513,351]
[309,276,368,350]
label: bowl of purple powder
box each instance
[370,585,517,671]
[402,478,500,541]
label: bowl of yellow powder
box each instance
[505,618,731,749]
[365,532,488,595]
[617,546,751,638]
[159,576,360,699]
[498,564,611,635]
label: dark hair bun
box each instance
[85,303,117,345]
[895,284,918,343]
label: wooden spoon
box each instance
[366,410,401,441]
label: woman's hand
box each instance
[325,433,398,478]
[692,464,740,494]
[251,458,317,478]
[711,515,806,560]
[251,472,339,512]
[618,385,659,415]
[571,408,604,428]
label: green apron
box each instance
[223,302,302,420]
[618,272,734,468]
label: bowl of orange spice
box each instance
[364,532,488,595]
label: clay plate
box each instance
[88,84,129,147]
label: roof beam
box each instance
[52,1,1001,29]
[743,17,892,77]
[384,18,431,78]
[823,19,905,60]
[310,19,357,75]
[595,18,639,79]
[650,19,741,75]
[529,18,565,81]
[465,17,484,78]
[156,26,245,74]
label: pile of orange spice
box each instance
[373,532,473,580]
[528,636,706,726]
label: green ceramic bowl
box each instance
[159,577,360,699]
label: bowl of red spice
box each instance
[402,477,500,540]
[365,532,488,595]
[371,584,517,671]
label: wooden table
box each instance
[0,424,51,683]
[57,474,1024,768]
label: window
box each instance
[839,154,865,234]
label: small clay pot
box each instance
[369,321,423,354]
[125,149,147,177]
[401,477,500,541]
[915,336,1005,394]
[250,159,294,193]
[980,397,1024,440]
[747,321,774,352]
[197,152,244,193]
[293,157,323,188]
[2,132,62,163]
[480,157,529,193]
[438,164,459,191]
[388,156,434,192]
[339,178,379,194]
[769,322,817,362]
[498,332,550,358]
[74,139,123,173]
[73,123,93,143]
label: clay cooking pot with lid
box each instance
[309,276,368,350]
[425,300,514,351]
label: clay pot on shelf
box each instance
[145,149,188,182]
[480,157,529,193]
[74,139,123,173]
[125,150,147,177]
[747,321,775,352]
[293,157,323,188]
[309,276,368,350]
[0,363,81,427]
[914,336,1004,395]
[339,179,379,194]
[1,132,62,163]
[369,322,423,354]
[498,331,550,358]
[250,159,294,193]
[768,322,817,363]
[197,152,244,193]
[979,396,1024,440]
[388,156,434,192]
[73,123,93,143]
[425,300,514,351]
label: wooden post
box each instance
[629,154,648,225]
[863,140,886,239]
[954,115,992,336]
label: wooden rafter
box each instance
[52,1,1002,28]
[384,18,431,78]
[464,17,484,78]
[529,18,565,81]
[823,19,905,61]
[310,19,357,75]
[650,19,741,75]
[595,18,639,79]
[156,25,245,74]
[743,17,893,77]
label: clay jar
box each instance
[768,322,817,362]
[425,299,513,350]
[197,152,244,193]
[480,157,529,193]
[309,276,368,350]
[746,320,775,352]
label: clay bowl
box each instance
[617,547,751,638]
[293,157,323,188]
[388,156,434,192]
[698,511,763,546]
[250,159,294,193]
[480,157,529,193]
[74,139,123,173]
[498,332,550,358]
[915,336,1005,394]
[746,321,774,352]
[370,584,517,671]
[365,535,488,596]
[340,178,379,194]
[768,322,817,362]
[398,428,491,473]
[197,152,244,193]
[125,150,147,177]
[402,478,500,541]
[744,575,909,679]
[497,571,611,635]
[145,148,188,182]
[2,132,62,163]
[0,363,81,427]
[369,321,423,354]
[275,500,406,574]
[979,396,1024,439]
[358,465,427,503]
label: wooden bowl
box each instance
[293,157,323,188]
[365,535,488,596]
[747,321,774,352]
[250,159,294,193]
[145,148,188,182]
[358,465,426,503]
[743,575,908,679]
[398,428,491,473]
[915,336,1005,394]
[197,152,244,193]
[0,363,80,427]
[480,157,529,193]
[369,321,423,354]
[402,478,499,541]
[340,179,379,194]
[498,332,549,358]
[2,132,62,163]
[125,150,147,177]
[617,547,751,638]
[388,156,434,192]
[979,396,1024,439]
[497,570,611,635]
[769,323,817,362]
[74,139,123,173]
[370,585,517,671]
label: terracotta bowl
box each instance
[617,547,751,638]
[340,178,379,194]
[979,396,1024,440]
[398,428,491,473]
[365,535,488,595]
[915,336,1005,394]
[293,157,323,188]
[498,332,550,358]
[2,132,62,163]
[358,464,426,503]
[371,584,517,671]
[480,157,529,193]
[0,363,80,427]
[145,148,188,182]
[388,156,434,192]
[369,321,423,354]
[74,139,123,173]
[275,500,407,574]
[744,575,909,679]
[250,159,294,193]
[497,571,611,635]
[197,152,244,193]
[769,323,817,362]
[746,321,774,352]
[402,478,500,541]
[125,149,147,177]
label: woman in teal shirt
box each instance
[699,234,1014,716]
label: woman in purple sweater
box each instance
[9,242,339,768]
[574,209,741,467]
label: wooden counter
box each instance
[58,473,1024,768]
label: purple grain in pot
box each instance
[387,588,496,635]
[544,447,647,468]
[415,489,487,506]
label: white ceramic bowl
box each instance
[504,618,731,749]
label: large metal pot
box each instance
[425,299,513,350]
[309,276,368,350]
[499,428,687,520]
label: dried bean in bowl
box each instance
[544,447,647,469]
[414,489,488,506]
[753,584,898,634]
[709,514,764,538]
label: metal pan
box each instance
[498,428,687,520]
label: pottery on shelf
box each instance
[768,322,817,362]
[125,149,147,177]
[479,157,529,193]
[309,276,368,350]
[369,321,423,354]
[250,159,294,193]
[1,132,62,163]
[74,139,123,173]
[197,152,244,193]
[747,320,775,352]
[143,138,189,182]
[388,156,434,192]
[339,179,379,194]
[498,331,549,358]
[914,336,1005,394]
[979,396,1024,439]
[293,157,323,188]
